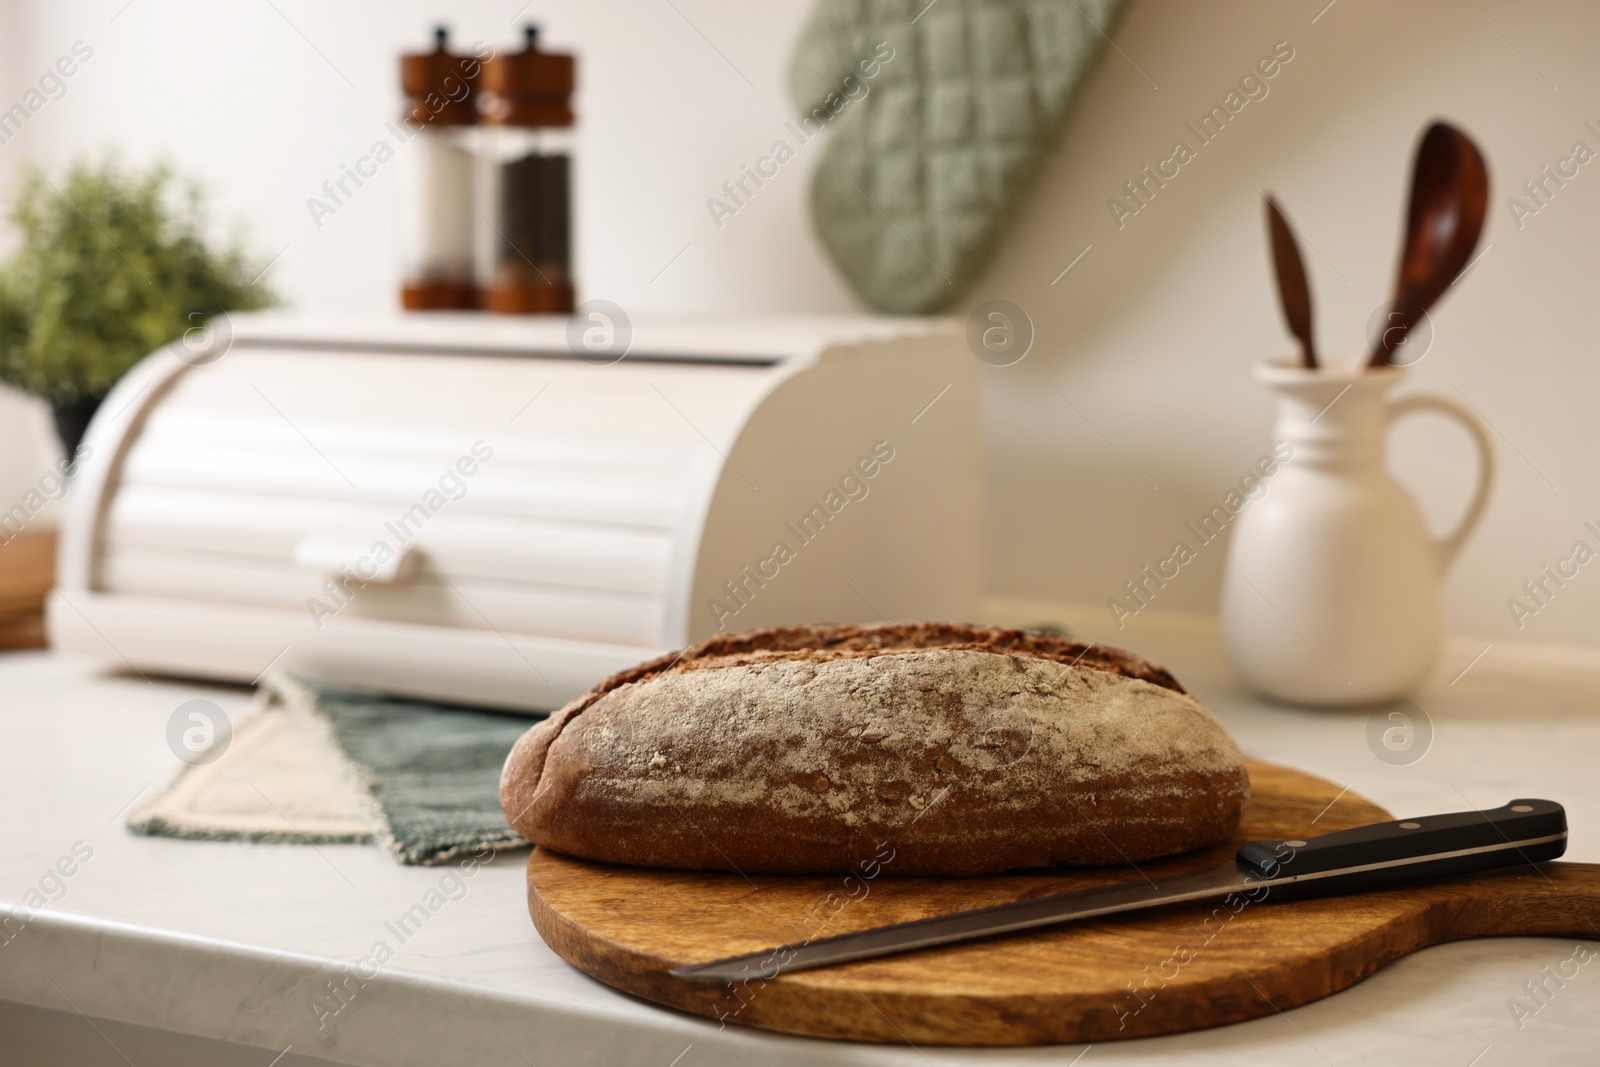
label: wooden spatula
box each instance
[1265,196,1317,369]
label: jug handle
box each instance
[1387,394,1495,573]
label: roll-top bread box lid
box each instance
[50,313,981,711]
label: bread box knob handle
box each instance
[293,535,417,584]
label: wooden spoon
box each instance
[1369,122,1489,367]
[1265,196,1317,369]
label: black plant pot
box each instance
[52,395,104,462]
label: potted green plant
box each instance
[0,158,275,456]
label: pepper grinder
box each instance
[477,26,576,314]
[397,27,481,310]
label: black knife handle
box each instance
[1236,798,1566,896]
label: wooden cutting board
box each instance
[0,530,54,650]
[526,760,1599,1045]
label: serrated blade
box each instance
[670,862,1260,982]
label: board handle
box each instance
[1236,799,1567,894]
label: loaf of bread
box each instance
[500,623,1249,876]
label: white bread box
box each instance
[50,313,980,711]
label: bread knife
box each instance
[670,798,1567,981]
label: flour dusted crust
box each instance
[500,623,1249,876]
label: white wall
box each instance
[969,0,1600,653]
[1,0,1596,655]
[0,0,852,313]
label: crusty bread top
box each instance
[500,623,1233,874]
[565,622,1185,719]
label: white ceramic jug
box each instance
[1220,360,1494,706]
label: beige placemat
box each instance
[129,680,377,843]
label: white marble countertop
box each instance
[2,608,1598,1066]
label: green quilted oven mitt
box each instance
[791,0,1125,314]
